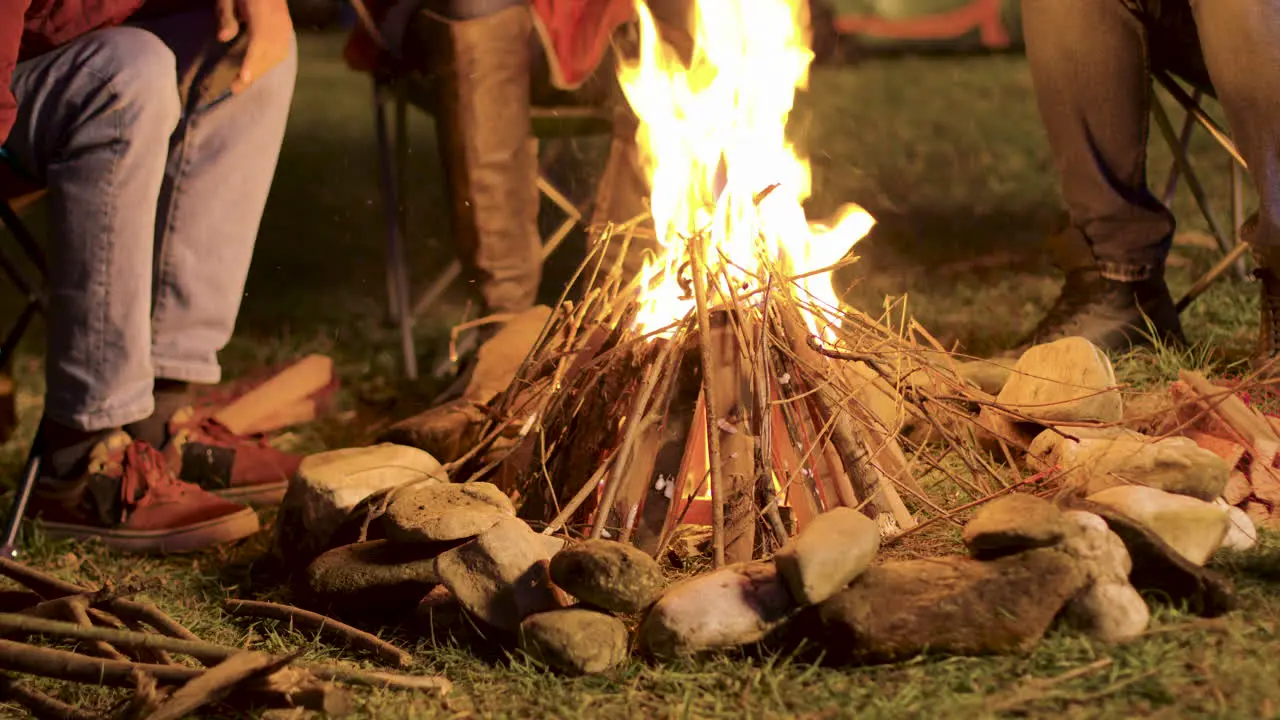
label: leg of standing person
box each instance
[1016,0,1185,352]
[1187,0,1280,370]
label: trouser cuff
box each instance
[1097,261,1160,282]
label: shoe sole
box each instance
[32,507,261,554]
[210,482,288,508]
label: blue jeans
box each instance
[1022,0,1280,278]
[4,12,297,432]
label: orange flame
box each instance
[618,0,875,338]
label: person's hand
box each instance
[216,0,294,93]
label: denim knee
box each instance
[73,28,182,132]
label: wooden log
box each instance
[706,311,758,564]
[212,355,333,436]
[657,390,708,551]
[767,403,821,530]
[776,304,915,529]
[234,398,318,436]
[633,351,703,554]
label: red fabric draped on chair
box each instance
[343,0,634,89]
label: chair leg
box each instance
[1,429,42,559]
[1229,160,1249,280]
[1151,94,1233,255]
[0,202,46,276]
[1160,90,1200,208]
[373,78,419,380]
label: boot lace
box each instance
[118,442,189,520]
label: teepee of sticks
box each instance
[430,0,1026,567]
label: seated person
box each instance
[2,0,299,552]
[1017,0,1280,364]
[345,0,634,318]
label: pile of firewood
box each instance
[0,557,446,718]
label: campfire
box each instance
[460,0,960,565]
[0,0,1266,714]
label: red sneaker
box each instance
[167,410,302,507]
[29,432,260,554]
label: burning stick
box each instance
[690,239,730,568]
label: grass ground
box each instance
[0,32,1274,719]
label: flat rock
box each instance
[639,561,794,659]
[274,444,446,566]
[519,609,629,675]
[962,494,1069,558]
[434,516,565,632]
[997,337,1122,423]
[815,547,1087,663]
[385,481,516,544]
[1031,431,1229,501]
[1088,486,1230,565]
[1066,498,1235,617]
[1058,511,1148,642]
[549,540,665,614]
[302,539,451,615]
[774,507,880,605]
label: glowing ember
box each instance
[618,0,876,338]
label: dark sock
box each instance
[38,417,116,481]
[124,379,191,449]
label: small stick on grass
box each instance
[0,673,106,720]
[0,616,450,693]
[223,599,413,669]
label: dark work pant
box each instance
[1022,0,1280,279]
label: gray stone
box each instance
[1088,486,1230,565]
[1062,582,1150,644]
[434,516,565,632]
[385,481,516,544]
[997,337,1123,423]
[1030,431,1229,501]
[815,547,1087,663]
[962,494,1068,558]
[549,540,666,614]
[774,507,880,605]
[302,539,447,615]
[639,561,794,659]
[519,609,629,675]
[1058,511,1149,642]
[1067,498,1235,617]
[274,444,446,565]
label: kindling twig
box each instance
[223,599,413,669]
[690,237,728,568]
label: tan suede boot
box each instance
[423,6,542,317]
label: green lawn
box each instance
[0,31,1274,719]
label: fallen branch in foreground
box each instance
[0,613,449,693]
[224,598,414,669]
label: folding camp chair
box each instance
[371,71,612,381]
[1150,70,1250,313]
[0,158,47,559]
